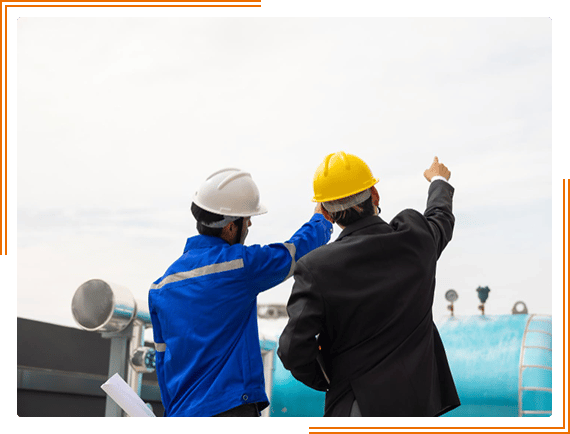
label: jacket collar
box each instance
[183,234,229,253]
[336,215,389,241]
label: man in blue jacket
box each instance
[149,168,333,417]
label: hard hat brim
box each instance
[192,196,268,217]
[312,179,379,203]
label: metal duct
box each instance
[71,279,150,332]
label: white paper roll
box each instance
[101,373,156,417]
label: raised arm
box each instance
[423,156,455,258]
[243,211,333,295]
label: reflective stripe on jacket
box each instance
[148,214,332,417]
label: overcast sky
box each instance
[16,17,553,334]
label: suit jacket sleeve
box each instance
[277,260,330,391]
[424,179,455,259]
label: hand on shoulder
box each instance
[314,203,334,222]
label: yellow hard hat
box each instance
[312,152,379,202]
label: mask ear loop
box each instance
[234,217,244,245]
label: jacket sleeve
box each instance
[424,179,455,259]
[243,214,332,295]
[277,260,330,391]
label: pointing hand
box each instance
[424,156,451,182]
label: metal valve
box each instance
[476,286,491,315]
[131,347,156,373]
[445,289,458,317]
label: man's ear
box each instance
[371,186,380,207]
[220,220,237,244]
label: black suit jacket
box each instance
[278,180,460,417]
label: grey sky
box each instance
[17,17,552,329]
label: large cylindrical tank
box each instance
[268,351,326,417]
[258,317,326,417]
[438,314,552,417]
[260,313,551,417]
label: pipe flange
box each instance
[512,301,528,315]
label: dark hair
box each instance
[191,202,224,237]
[328,196,375,227]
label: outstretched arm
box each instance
[423,156,455,258]
[244,210,333,295]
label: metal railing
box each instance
[518,315,552,417]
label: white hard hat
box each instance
[192,168,268,218]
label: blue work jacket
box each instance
[148,214,332,417]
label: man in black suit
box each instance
[278,152,460,417]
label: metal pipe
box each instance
[127,319,145,399]
[71,279,154,417]
[105,335,129,417]
[71,279,151,333]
